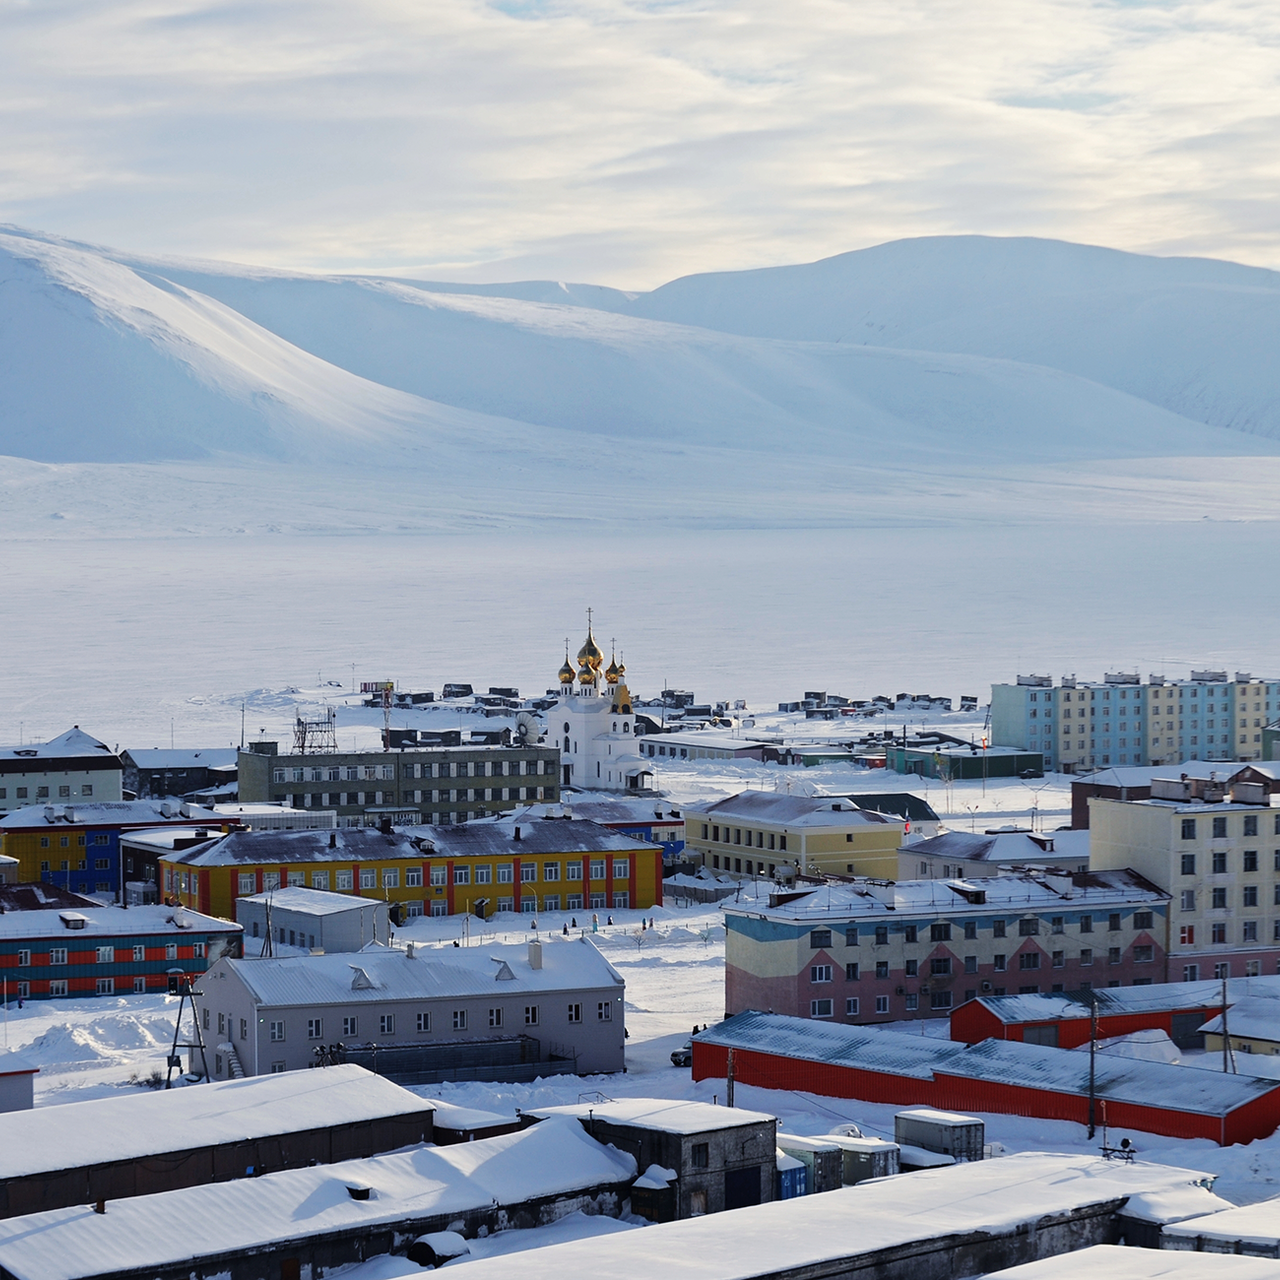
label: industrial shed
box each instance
[0,1118,636,1280]
[1162,1198,1280,1258]
[693,1011,1280,1145]
[951,977,1280,1050]
[0,1064,433,1217]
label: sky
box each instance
[2,0,1279,288]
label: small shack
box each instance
[234,886,390,953]
[773,1135,844,1194]
[0,1053,37,1114]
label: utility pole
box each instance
[726,1047,735,1108]
[1087,994,1098,1139]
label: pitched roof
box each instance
[695,791,901,827]
[0,728,118,764]
[0,800,221,831]
[220,936,622,1008]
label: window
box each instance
[691,1143,709,1169]
[1243,921,1258,942]
[963,921,978,941]
[16,949,30,966]
[874,926,889,946]
[1212,887,1227,909]
[845,962,860,980]
[166,943,178,960]
[96,946,113,963]
[308,1018,324,1039]
[846,998,859,1016]
[376,1014,394,1035]
[360,869,376,889]
[1244,886,1258,907]
[1244,815,1259,837]
[497,864,514,883]
[1179,925,1195,946]
[597,1001,613,1021]
[931,923,951,942]
[488,1007,503,1028]
[844,927,859,946]
[902,925,918,944]
[567,1003,582,1024]
[810,965,832,983]
[94,977,114,995]
[382,868,399,888]
[612,859,629,879]
[565,863,582,881]
[930,991,952,1010]
[1019,952,1040,970]
[270,1062,286,1074]
[336,870,353,890]
[1212,850,1227,874]
[1134,945,1154,963]
[875,995,889,1014]
[993,954,1006,971]
[589,860,605,880]
[930,957,952,976]
[809,929,832,949]
[269,1021,285,1042]
[992,920,1007,939]
[1244,850,1259,872]
[49,980,68,997]
[1132,910,1153,931]
[405,868,423,888]
[454,866,471,885]
[810,999,833,1017]
[905,993,919,1011]
[1018,919,1039,936]
[875,961,889,979]
[524,1005,539,1026]
[1108,947,1122,964]
[520,864,536,883]
[1181,820,1197,841]
[50,947,67,965]
[343,1016,358,1036]
[1212,816,1228,839]
[904,959,918,977]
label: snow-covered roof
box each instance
[895,1106,980,1126]
[1162,1197,1280,1248]
[123,749,238,770]
[906,829,1088,865]
[0,903,240,941]
[1117,1183,1236,1224]
[521,799,683,825]
[527,1098,775,1135]
[0,1050,38,1078]
[644,732,779,751]
[1199,996,1280,1043]
[981,1244,1280,1279]
[422,1154,1212,1280]
[0,800,221,830]
[972,976,1280,1025]
[691,791,902,828]
[217,936,622,1008]
[423,1098,517,1131]
[0,1064,429,1180]
[410,819,652,859]
[235,886,384,916]
[0,1117,637,1280]
[0,729,118,765]
[728,868,1164,924]
[700,1011,1280,1115]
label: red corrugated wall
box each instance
[950,1005,1225,1050]
[692,1041,1280,1145]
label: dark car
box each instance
[671,1039,693,1067]
[1019,768,1044,779]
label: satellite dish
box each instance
[515,712,541,745]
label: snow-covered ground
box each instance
[7,895,1280,1211]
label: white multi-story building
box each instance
[1090,775,1280,981]
[0,728,122,815]
[548,622,653,794]
[991,671,1278,773]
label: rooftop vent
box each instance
[345,1184,372,1201]
[58,912,88,930]
[349,966,375,990]
[492,959,516,981]
[528,940,542,970]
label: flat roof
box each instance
[235,886,383,916]
[0,903,240,941]
[123,750,238,770]
[983,1244,1280,1280]
[1199,996,1280,1042]
[527,1098,775,1135]
[219,936,622,1008]
[0,800,220,830]
[403,1154,1211,1280]
[0,1065,429,1181]
[1163,1198,1280,1248]
[691,791,901,828]
[0,1117,635,1280]
[970,976,1280,1025]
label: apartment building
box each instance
[159,819,661,921]
[237,744,559,827]
[990,670,1278,773]
[724,870,1169,1025]
[1090,777,1280,981]
[0,729,122,817]
[682,792,905,881]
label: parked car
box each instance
[671,1039,693,1067]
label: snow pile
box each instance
[1076,1030,1183,1066]
[18,1012,178,1071]
[632,1164,677,1189]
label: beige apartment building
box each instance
[683,792,905,882]
[1090,776,1280,981]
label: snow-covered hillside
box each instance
[3,225,1276,477]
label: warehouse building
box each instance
[692,1010,1280,1144]
[0,1065,433,1217]
[234,886,391,953]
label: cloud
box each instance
[0,0,1278,284]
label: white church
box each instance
[548,617,655,794]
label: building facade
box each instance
[237,744,559,828]
[0,903,241,1000]
[160,820,662,921]
[991,671,1279,773]
[725,870,1169,1025]
[122,749,238,801]
[1089,780,1280,981]
[0,729,122,817]
[683,792,905,881]
[196,939,625,1077]
[234,886,392,953]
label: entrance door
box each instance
[1171,1011,1207,1049]
[724,1165,762,1210]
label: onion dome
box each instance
[605,656,620,685]
[577,627,604,671]
[578,663,596,684]
[558,658,575,684]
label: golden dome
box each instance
[577,627,604,671]
[605,657,620,685]
[558,658,575,684]
[578,663,596,684]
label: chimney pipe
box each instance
[329,831,337,849]
[513,825,522,842]
[528,940,542,969]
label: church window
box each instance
[613,722,618,731]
